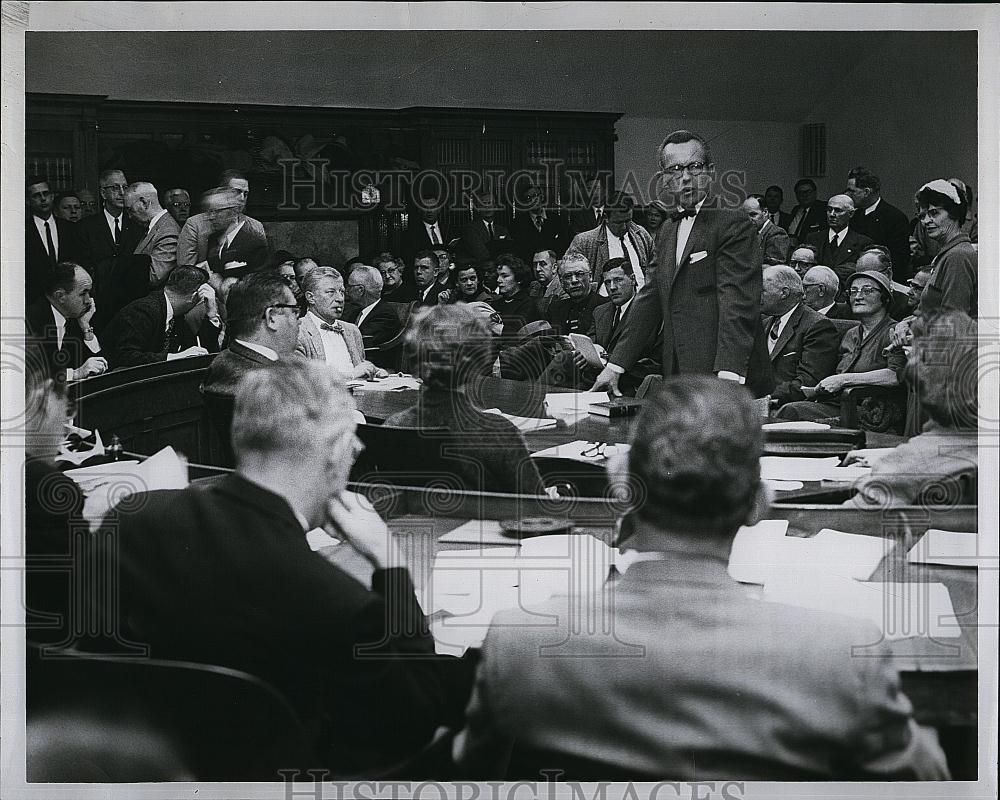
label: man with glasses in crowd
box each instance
[789,244,818,278]
[162,187,192,227]
[801,265,850,319]
[591,130,771,398]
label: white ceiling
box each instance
[24,30,974,122]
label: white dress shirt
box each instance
[675,197,707,264]
[32,214,59,258]
[104,208,124,242]
[818,302,836,317]
[355,299,380,329]
[147,207,168,232]
[605,227,646,290]
[864,197,881,216]
[234,339,278,361]
[49,304,101,382]
[424,221,443,245]
[307,312,354,375]
[767,304,799,354]
[219,219,247,255]
[829,228,848,247]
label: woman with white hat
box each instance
[913,179,977,318]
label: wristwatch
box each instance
[80,326,95,341]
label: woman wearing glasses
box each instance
[775,270,905,429]
[913,179,977,319]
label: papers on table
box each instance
[438,519,515,546]
[761,421,832,431]
[56,425,105,466]
[765,479,805,492]
[530,440,630,463]
[763,575,960,641]
[543,391,609,422]
[482,409,558,433]
[759,456,870,483]
[907,530,979,568]
[350,375,422,391]
[65,447,188,526]
[728,525,894,584]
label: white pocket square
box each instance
[690,250,708,263]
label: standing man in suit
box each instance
[402,194,449,265]
[801,265,851,319]
[785,178,827,244]
[566,190,654,291]
[201,272,303,396]
[26,261,108,380]
[805,195,874,287]
[457,376,949,780]
[92,358,475,774]
[760,265,839,408]
[103,265,222,369]
[510,184,569,264]
[25,177,79,304]
[296,266,384,379]
[742,194,792,265]
[125,181,180,288]
[567,176,607,237]
[175,171,267,268]
[845,166,912,279]
[459,191,510,263]
[591,130,767,396]
[763,184,793,231]
[344,265,403,351]
[203,187,270,276]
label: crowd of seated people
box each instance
[20,124,982,782]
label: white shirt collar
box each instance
[830,227,847,244]
[759,217,771,233]
[864,197,881,215]
[676,197,708,217]
[223,218,246,248]
[234,339,278,361]
[148,208,168,229]
[306,310,333,329]
[356,299,380,326]
[818,301,835,316]
[104,207,123,227]
[617,297,633,317]
[776,302,799,330]
[164,292,175,326]
[50,303,67,328]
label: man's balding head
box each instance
[124,182,164,224]
[761,265,803,316]
[826,194,855,232]
[801,265,840,311]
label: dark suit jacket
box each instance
[757,220,792,265]
[773,210,794,231]
[103,291,221,370]
[25,216,79,305]
[207,223,270,276]
[402,220,450,264]
[382,283,418,304]
[200,340,275,396]
[609,207,766,392]
[509,211,570,264]
[76,211,145,332]
[805,228,874,286]
[849,199,911,278]
[458,218,512,263]
[762,304,840,406]
[545,290,608,336]
[92,473,473,772]
[822,301,853,320]
[345,299,403,347]
[568,206,605,238]
[786,199,827,243]
[25,296,101,376]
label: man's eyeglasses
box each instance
[268,303,307,318]
[100,184,127,194]
[206,206,239,216]
[847,287,879,297]
[662,161,710,175]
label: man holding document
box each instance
[591,130,770,397]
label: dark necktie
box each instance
[611,305,622,333]
[670,208,697,222]
[829,234,840,257]
[486,221,494,239]
[164,318,177,351]
[44,220,56,262]
[114,215,121,246]
[430,224,440,244]
[320,321,343,333]
[619,235,640,282]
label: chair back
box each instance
[831,318,861,339]
[366,302,417,371]
[200,388,236,468]
[27,645,315,781]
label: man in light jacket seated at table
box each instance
[296,266,386,380]
[456,375,949,780]
[846,309,978,508]
[91,359,475,773]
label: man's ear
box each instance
[744,480,773,528]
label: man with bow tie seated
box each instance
[296,266,387,380]
[591,129,771,399]
[103,265,223,370]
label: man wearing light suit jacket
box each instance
[565,191,654,291]
[125,182,180,287]
[591,131,771,398]
[296,266,384,380]
[759,265,839,408]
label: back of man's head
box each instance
[630,376,761,534]
[166,265,208,299]
[347,265,383,304]
[908,310,978,430]
[803,265,839,301]
[226,272,295,340]
[232,358,354,463]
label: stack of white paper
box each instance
[543,391,609,422]
[907,529,979,567]
[482,409,558,432]
[57,425,105,465]
[761,421,832,431]
[65,446,188,526]
[760,456,870,483]
[351,375,422,391]
[763,575,960,641]
[530,440,630,463]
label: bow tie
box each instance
[670,208,697,222]
[320,321,343,333]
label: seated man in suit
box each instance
[459,191,511,263]
[802,265,850,319]
[26,261,108,381]
[742,194,791,266]
[26,176,80,305]
[103,265,222,369]
[90,358,475,773]
[785,178,827,244]
[566,190,654,291]
[296,266,384,380]
[529,248,567,304]
[763,184,793,230]
[375,253,417,303]
[175,170,267,269]
[343,265,403,354]
[760,265,839,409]
[201,272,303,396]
[805,194,874,288]
[456,375,949,780]
[413,250,448,306]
